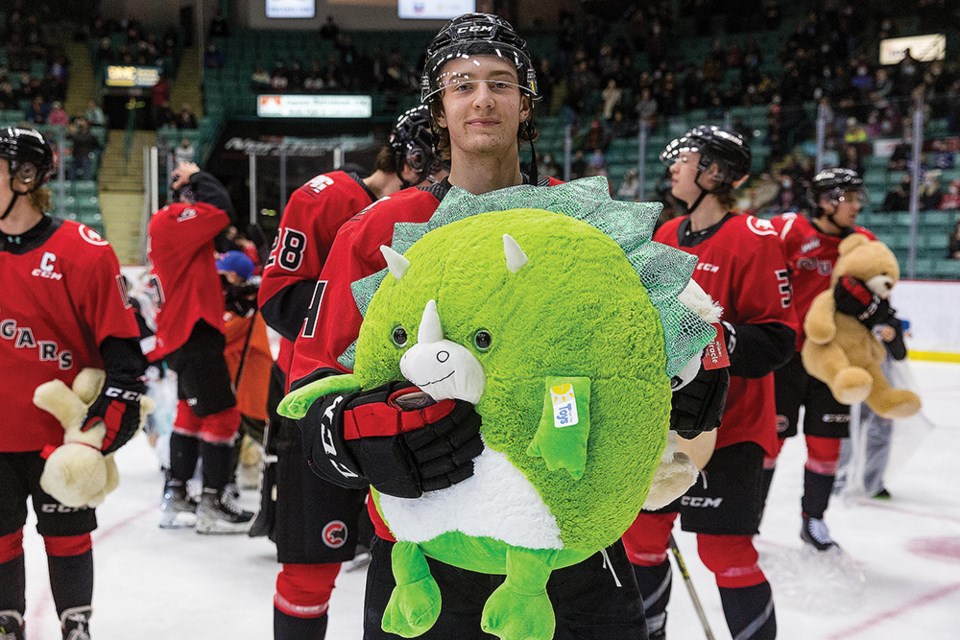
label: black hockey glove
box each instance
[834,276,895,329]
[670,364,729,439]
[299,381,484,499]
[81,376,147,454]
[223,280,260,316]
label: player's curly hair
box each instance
[29,185,52,212]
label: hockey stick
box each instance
[668,534,716,640]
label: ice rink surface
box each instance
[20,361,960,639]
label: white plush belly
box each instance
[378,444,563,549]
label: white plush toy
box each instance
[642,279,724,511]
[33,368,153,508]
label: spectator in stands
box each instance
[68,117,101,180]
[930,140,956,170]
[578,119,610,154]
[47,101,69,126]
[174,137,196,165]
[24,95,49,124]
[888,138,912,171]
[175,104,198,130]
[842,117,868,144]
[0,80,16,110]
[601,79,622,122]
[150,73,171,129]
[635,87,658,132]
[882,174,911,212]
[920,171,944,210]
[839,145,864,176]
[269,62,289,90]
[155,100,176,130]
[941,179,960,211]
[948,220,960,259]
[204,44,225,70]
[587,147,608,177]
[319,15,339,41]
[250,65,271,92]
[617,168,640,201]
[209,10,230,38]
[537,152,560,180]
[85,99,107,127]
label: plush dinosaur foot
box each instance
[832,367,873,404]
[381,575,441,638]
[481,583,555,640]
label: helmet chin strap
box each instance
[685,171,711,214]
[0,192,21,221]
[526,120,538,185]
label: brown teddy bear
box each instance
[33,369,154,508]
[801,233,921,419]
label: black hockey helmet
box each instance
[811,167,864,202]
[420,12,538,103]
[0,126,56,220]
[0,126,57,192]
[660,125,752,189]
[389,105,441,187]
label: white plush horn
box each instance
[503,234,528,273]
[380,245,410,281]
[418,299,443,344]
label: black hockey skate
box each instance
[0,610,24,640]
[159,479,198,529]
[196,488,255,534]
[60,606,92,640]
[801,516,839,551]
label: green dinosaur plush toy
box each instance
[280,178,717,640]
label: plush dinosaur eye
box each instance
[473,329,492,351]
[391,326,408,347]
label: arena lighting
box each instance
[398,0,476,20]
[879,34,946,65]
[256,94,373,118]
[265,0,315,19]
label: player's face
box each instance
[434,56,531,157]
[0,160,11,200]
[821,189,862,228]
[668,151,717,205]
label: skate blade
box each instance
[159,511,197,529]
[343,551,372,573]
[195,518,255,535]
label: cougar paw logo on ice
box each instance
[550,384,579,428]
[322,520,348,548]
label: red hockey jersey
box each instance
[259,171,375,377]
[148,201,230,358]
[655,214,796,457]
[770,213,875,349]
[1,220,140,451]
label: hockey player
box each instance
[623,126,796,640]
[769,168,879,550]
[257,105,447,639]
[288,13,653,639]
[149,162,255,534]
[0,127,146,640]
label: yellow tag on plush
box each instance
[527,376,592,480]
[550,383,579,427]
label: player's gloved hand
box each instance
[834,276,894,328]
[299,381,484,498]
[81,376,146,454]
[670,364,729,439]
